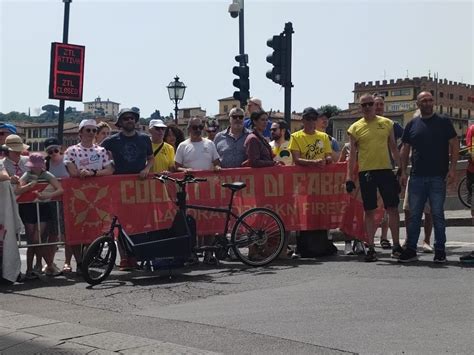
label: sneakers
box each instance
[460,251,474,264]
[398,248,418,263]
[380,239,392,249]
[364,248,378,262]
[24,271,40,280]
[391,245,404,259]
[433,250,447,263]
[33,264,44,275]
[422,242,434,253]
[345,241,354,256]
[354,241,365,255]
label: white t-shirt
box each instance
[175,138,220,170]
[64,143,111,171]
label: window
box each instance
[449,93,454,100]
[33,129,38,138]
[41,128,47,138]
[27,129,31,139]
[391,88,411,96]
[468,109,471,118]
[439,92,444,98]
[336,129,344,142]
[224,105,228,113]
[439,105,443,113]
[449,107,453,115]
[459,95,463,101]
[430,90,434,96]
[459,108,462,117]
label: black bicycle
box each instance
[82,174,286,285]
[458,176,472,209]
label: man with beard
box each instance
[102,108,153,178]
[270,119,292,165]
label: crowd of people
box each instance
[0,92,473,283]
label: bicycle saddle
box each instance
[222,182,246,191]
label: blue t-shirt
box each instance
[402,113,457,177]
[102,132,152,174]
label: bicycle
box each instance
[81,174,286,285]
[458,175,472,209]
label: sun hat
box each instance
[4,134,29,152]
[25,153,46,169]
[149,119,167,129]
[115,108,140,127]
[79,119,98,130]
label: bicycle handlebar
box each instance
[153,174,207,185]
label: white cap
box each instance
[79,119,97,130]
[149,119,167,129]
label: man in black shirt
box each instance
[102,108,153,178]
[399,92,459,263]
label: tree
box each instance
[41,104,60,120]
[317,105,341,137]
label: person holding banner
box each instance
[270,119,292,166]
[346,94,403,262]
[149,119,175,174]
[289,107,336,259]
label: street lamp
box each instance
[167,76,186,125]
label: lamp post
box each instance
[167,76,186,125]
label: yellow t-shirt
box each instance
[270,140,293,165]
[347,115,393,172]
[151,141,175,173]
[288,130,332,160]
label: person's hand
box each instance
[10,175,20,184]
[241,160,250,167]
[213,165,222,172]
[27,180,38,189]
[139,168,150,180]
[345,180,356,194]
[35,191,50,201]
[79,169,92,178]
[400,171,408,188]
[275,161,285,166]
[314,159,326,168]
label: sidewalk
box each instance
[0,310,219,355]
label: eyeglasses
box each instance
[191,125,204,131]
[84,128,97,133]
[303,116,317,121]
[47,148,59,155]
[121,116,136,122]
[152,127,165,131]
[231,115,244,120]
[360,102,375,108]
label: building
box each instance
[16,122,80,151]
[83,96,120,117]
[177,107,206,122]
[218,96,241,115]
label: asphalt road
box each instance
[1,226,473,354]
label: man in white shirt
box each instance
[175,117,221,172]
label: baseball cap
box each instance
[79,119,98,130]
[149,119,166,129]
[302,107,319,118]
[229,107,245,117]
[0,122,17,134]
[248,97,263,109]
[44,137,61,151]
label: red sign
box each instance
[55,165,378,245]
[49,42,85,101]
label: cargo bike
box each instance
[81,174,286,285]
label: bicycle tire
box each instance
[458,176,472,209]
[82,235,117,285]
[230,207,285,267]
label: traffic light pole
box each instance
[238,0,245,61]
[58,0,72,144]
[283,22,293,127]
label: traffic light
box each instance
[232,54,250,107]
[266,34,286,85]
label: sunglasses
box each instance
[191,125,204,131]
[47,148,60,155]
[84,128,97,133]
[303,116,317,121]
[121,116,136,121]
[232,115,244,120]
[360,102,375,108]
[152,127,165,131]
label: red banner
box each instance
[17,164,375,245]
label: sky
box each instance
[1,0,473,118]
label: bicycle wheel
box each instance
[82,235,117,285]
[458,176,472,209]
[231,207,285,267]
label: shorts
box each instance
[19,202,52,225]
[359,169,400,211]
[402,176,431,213]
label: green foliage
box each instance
[317,105,341,118]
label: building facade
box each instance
[83,97,120,117]
[218,96,241,115]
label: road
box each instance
[1,226,473,354]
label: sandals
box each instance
[62,264,73,273]
[380,239,392,249]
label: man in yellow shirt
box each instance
[289,107,334,259]
[270,119,293,165]
[346,94,402,262]
[149,119,175,173]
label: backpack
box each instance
[296,230,338,258]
